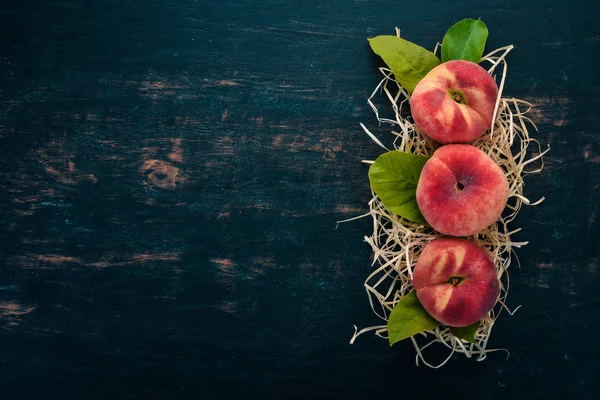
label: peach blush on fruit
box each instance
[410,60,498,144]
[416,144,509,236]
[413,237,500,327]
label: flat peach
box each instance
[410,60,498,144]
[416,144,509,236]
[413,237,499,327]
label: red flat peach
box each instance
[416,144,509,236]
[413,237,499,327]
[410,60,498,144]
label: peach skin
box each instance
[413,237,500,327]
[410,60,498,144]
[416,144,509,236]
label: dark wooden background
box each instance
[0,0,598,398]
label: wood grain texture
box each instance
[0,0,599,398]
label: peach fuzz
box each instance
[413,237,500,327]
[416,144,509,237]
[410,60,498,144]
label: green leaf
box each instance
[368,35,441,93]
[441,18,489,63]
[368,150,429,224]
[387,291,440,346]
[450,321,481,344]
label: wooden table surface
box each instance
[1,0,599,398]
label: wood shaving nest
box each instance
[345,44,549,368]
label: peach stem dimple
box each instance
[449,277,464,285]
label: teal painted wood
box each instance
[0,0,598,398]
